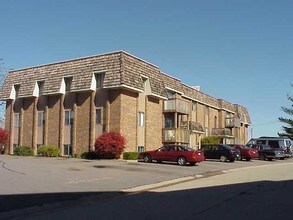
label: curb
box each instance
[121,170,226,193]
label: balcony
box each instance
[180,121,204,133]
[225,117,241,128]
[212,128,233,137]
[162,128,190,143]
[163,98,189,114]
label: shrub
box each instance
[14,146,33,156]
[80,151,98,160]
[95,132,126,159]
[123,152,139,160]
[201,136,222,145]
[0,128,9,154]
[37,145,60,157]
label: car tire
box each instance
[220,155,227,162]
[143,154,152,163]
[177,156,187,166]
[259,154,265,160]
[280,158,285,160]
[267,158,273,161]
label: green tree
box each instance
[278,84,293,139]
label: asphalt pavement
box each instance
[0,155,292,219]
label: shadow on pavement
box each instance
[1,180,292,219]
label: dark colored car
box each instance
[248,144,286,161]
[228,144,259,161]
[138,145,205,166]
[201,144,238,162]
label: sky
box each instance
[0,0,292,138]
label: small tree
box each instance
[278,84,293,139]
[0,128,9,154]
[95,132,126,159]
[201,136,221,145]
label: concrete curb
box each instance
[121,170,226,193]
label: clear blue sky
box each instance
[0,0,292,138]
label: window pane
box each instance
[65,111,70,125]
[38,112,44,126]
[138,112,144,126]
[95,73,104,88]
[14,114,20,127]
[96,109,102,124]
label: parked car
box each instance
[201,144,239,162]
[247,144,286,161]
[247,136,292,157]
[138,145,205,166]
[228,144,259,161]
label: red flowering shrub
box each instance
[95,132,126,159]
[0,128,9,154]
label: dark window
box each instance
[14,113,20,127]
[38,81,45,95]
[165,115,174,128]
[95,73,105,88]
[96,108,102,124]
[14,84,20,98]
[65,110,74,125]
[37,112,44,127]
[64,77,73,92]
[63,144,72,156]
[138,146,144,152]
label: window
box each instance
[63,144,72,156]
[214,116,217,128]
[192,101,197,111]
[165,115,174,128]
[14,84,20,98]
[138,112,144,127]
[38,81,45,96]
[167,90,175,99]
[37,112,45,127]
[138,146,144,152]
[64,77,73,92]
[65,110,74,125]
[96,108,102,124]
[95,73,105,88]
[14,113,20,127]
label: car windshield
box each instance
[222,145,234,150]
[179,146,194,151]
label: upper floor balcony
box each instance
[225,117,241,128]
[163,98,189,115]
[180,121,204,133]
[162,128,190,144]
[212,128,233,137]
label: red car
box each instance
[228,144,259,161]
[138,145,205,166]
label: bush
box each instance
[123,152,139,160]
[38,145,60,157]
[95,132,126,159]
[201,136,222,145]
[80,151,98,160]
[14,146,33,156]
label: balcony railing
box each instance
[212,128,233,137]
[225,117,241,128]
[162,128,190,143]
[163,99,189,114]
[180,121,204,133]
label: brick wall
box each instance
[145,97,163,150]
[47,95,61,147]
[76,92,91,154]
[22,98,34,147]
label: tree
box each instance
[201,136,221,144]
[0,58,6,125]
[278,84,293,139]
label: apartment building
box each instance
[0,51,251,156]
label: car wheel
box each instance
[177,156,187,166]
[143,154,152,163]
[220,155,227,162]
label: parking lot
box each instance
[0,155,292,215]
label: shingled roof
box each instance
[0,51,251,124]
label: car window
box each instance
[169,146,175,151]
[268,140,279,148]
[256,140,266,145]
